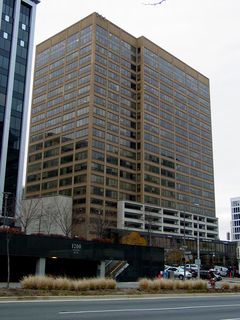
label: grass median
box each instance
[1,276,240,297]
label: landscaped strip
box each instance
[21,275,116,291]
[138,278,240,293]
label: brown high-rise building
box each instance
[26,13,217,239]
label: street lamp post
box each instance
[3,192,11,228]
[197,216,200,279]
[183,211,187,280]
[193,203,201,279]
[148,216,152,246]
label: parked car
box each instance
[165,266,192,280]
[214,266,228,277]
[200,269,222,281]
[185,264,199,271]
[179,265,198,277]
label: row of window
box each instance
[36,26,92,67]
[144,48,209,101]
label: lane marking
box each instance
[59,304,240,315]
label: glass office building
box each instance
[0,0,40,217]
[26,13,217,239]
[231,197,240,241]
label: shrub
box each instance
[139,278,150,291]
[20,275,116,291]
[159,279,174,290]
[21,275,54,290]
[105,278,117,289]
[193,280,207,290]
[89,278,107,290]
[149,279,161,291]
[73,279,90,291]
[221,282,230,291]
[138,278,208,292]
[232,283,240,292]
[53,277,72,290]
[175,280,189,290]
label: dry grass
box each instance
[139,278,149,291]
[21,275,55,290]
[20,276,116,291]
[231,283,240,292]
[138,278,208,292]
[220,282,230,291]
[52,277,72,291]
[159,279,175,290]
[193,280,208,290]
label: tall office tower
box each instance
[230,197,240,241]
[0,0,40,219]
[26,13,217,239]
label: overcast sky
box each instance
[34,0,240,240]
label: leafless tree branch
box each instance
[52,197,73,237]
[143,0,166,5]
[15,198,42,233]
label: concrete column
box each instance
[35,258,46,276]
[97,261,105,278]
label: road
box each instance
[1,295,240,320]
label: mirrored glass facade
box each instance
[0,0,39,217]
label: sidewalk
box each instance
[224,276,240,283]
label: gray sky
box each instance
[34,0,240,240]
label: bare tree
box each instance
[52,197,73,237]
[91,209,111,239]
[15,198,42,233]
[40,203,59,235]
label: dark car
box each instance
[188,269,197,278]
[200,270,222,281]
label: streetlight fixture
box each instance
[194,203,201,279]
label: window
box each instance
[92,162,104,172]
[60,177,72,186]
[91,174,104,184]
[75,163,87,171]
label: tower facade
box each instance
[231,197,240,241]
[0,0,40,217]
[26,13,216,239]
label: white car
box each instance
[165,266,192,280]
[185,264,199,272]
[214,266,228,277]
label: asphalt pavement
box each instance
[1,294,240,320]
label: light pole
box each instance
[3,192,11,228]
[183,211,187,280]
[148,216,152,246]
[146,207,153,246]
[197,215,200,279]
